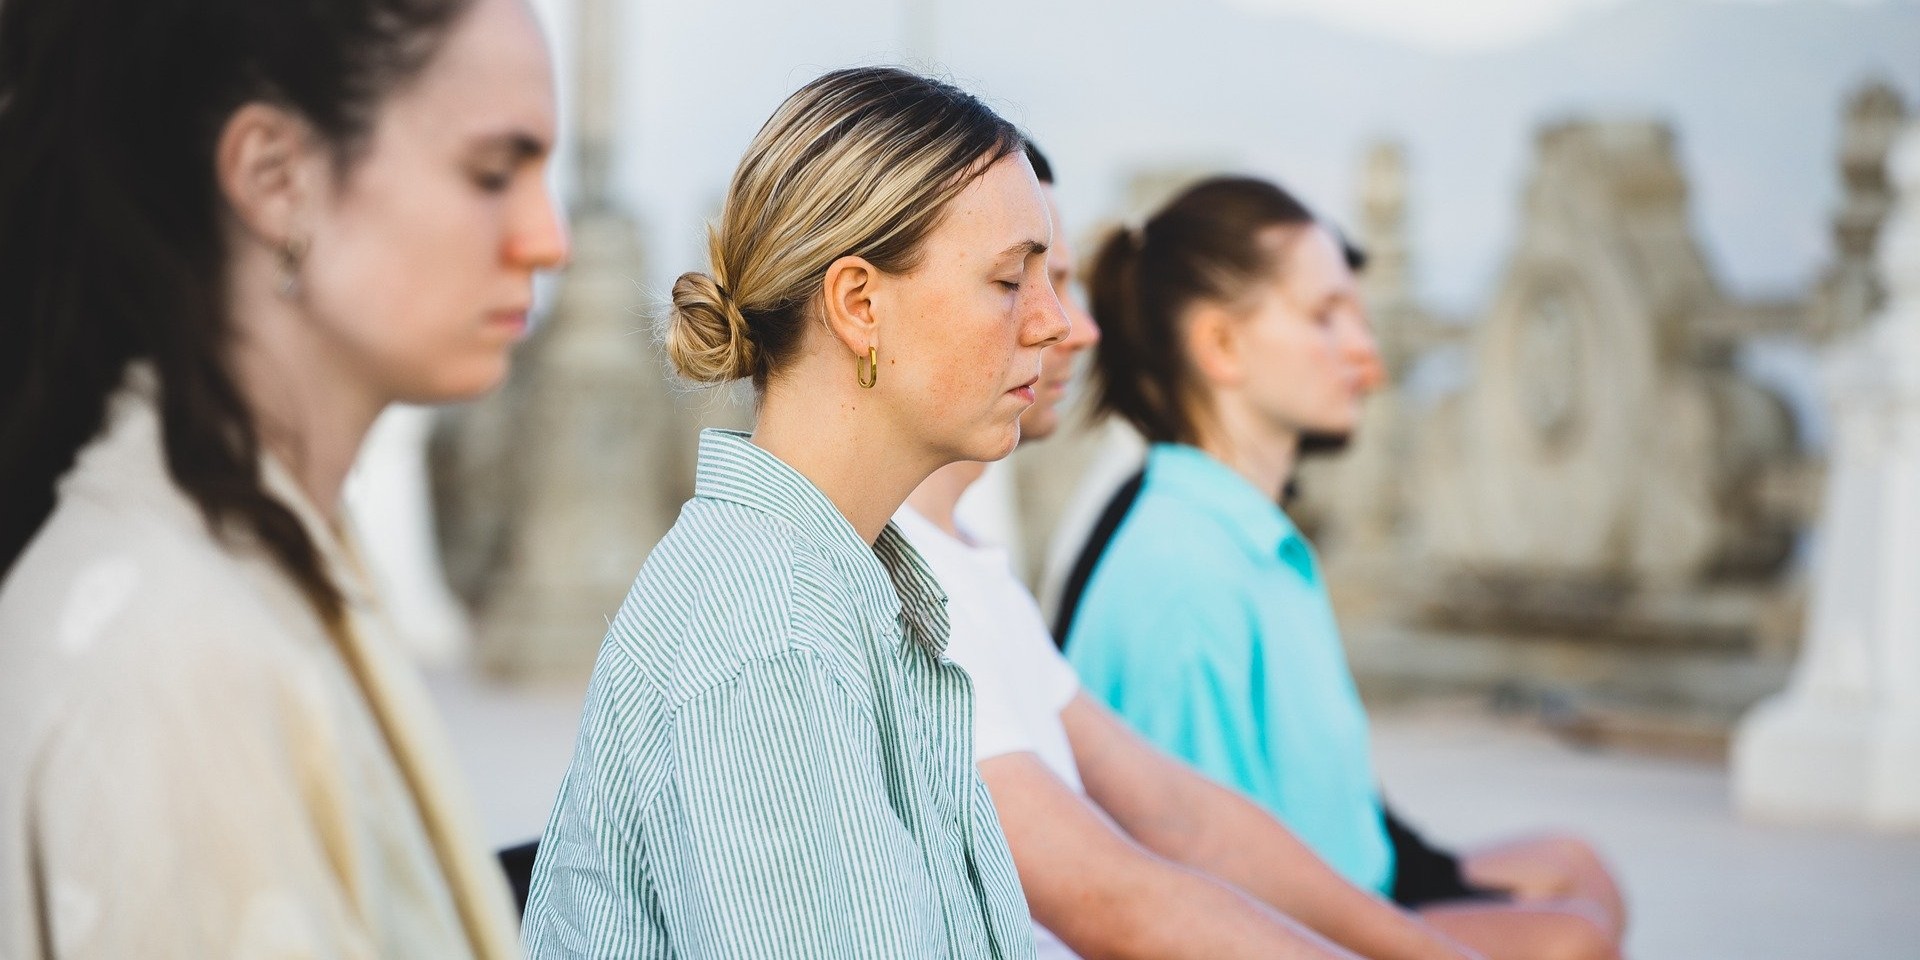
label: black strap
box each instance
[1051,469,1146,649]
[1382,801,1507,907]
[498,839,539,917]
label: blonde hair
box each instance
[668,67,1023,386]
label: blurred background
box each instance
[341,1,1920,956]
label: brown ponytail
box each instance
[1086,176,1318,444]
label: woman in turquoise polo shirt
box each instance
[523,68,1066,958]
[1065,176,1626,960]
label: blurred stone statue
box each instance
[1734,117,1920,830]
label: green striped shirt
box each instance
[524,429,1036,959]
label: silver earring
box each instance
[277,235,309,300]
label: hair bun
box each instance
[667,271,757,383]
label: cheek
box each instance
[304,170,511,395]
[1251,326,1335,402]
[896,285,1018,414]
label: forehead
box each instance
[1042,186,1075,268]
[931,152,1051,255]
[1274,225,1355,299]
[383,0,557,140]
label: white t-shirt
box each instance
[895,506,1085,960]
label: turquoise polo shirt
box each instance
[1065,443,1394,894]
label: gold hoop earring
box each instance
[857,345,878,389]
[277,235,309,300]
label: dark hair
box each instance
[1025,141,1055,185]
[0,0,476,624]
[1341,235,1367,272]
[1087,176,1317,444]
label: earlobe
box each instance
[819,254,882,358]
[215,102,317,250]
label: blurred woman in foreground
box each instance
[0,0,567,954]
[1064,176,1626,960]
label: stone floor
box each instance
[426,668,1920,960]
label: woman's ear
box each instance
[215,102,322,248]
[819,254,881,357]
[1182,301,1245,388]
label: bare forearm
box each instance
[983,749,1357,960]
[1162,785,1472,960]
[1058,858,1359,960]
[1060,696,1473,960]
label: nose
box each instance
[1343,311,1385,392]
[1026,283,1072,349]
[1058,288,1100,353]
[508,184,571,271]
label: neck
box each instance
[1196,399,1299,501]
[226,259,390,523]
[905,460,988,539]
[752,366,948,545]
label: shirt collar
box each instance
[693,429,950,654]
[1144,443,1317,581]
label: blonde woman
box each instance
[524,68,1067,958]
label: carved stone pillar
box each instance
[1733,121,1920,828]
[434,0,688,679]
[1811,83,1907,341]
[1294,142,1416,558]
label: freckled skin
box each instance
[1017,186,1101,442]
[870,154,1070,465]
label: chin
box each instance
[1017,407,1060,443]
[399,353,513,405]
[961,421,1022,464]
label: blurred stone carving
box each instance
[1281,86,1909,734]
[1733,119,1920,829]
[1417,120,1796,593]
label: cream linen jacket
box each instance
[0,371,519,959]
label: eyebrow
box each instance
[997,239,1049,264]
[476,131,552,162]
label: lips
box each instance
[488,308,531,339]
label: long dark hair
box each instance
[1087,176,1317,445]
[0,0,476,624]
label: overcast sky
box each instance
[521,0,1917,329]
[1220,0,1892,52]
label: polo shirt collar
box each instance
[693,429,950,654]
[1145,443,1316,581]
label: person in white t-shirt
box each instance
[897,143,1498,960]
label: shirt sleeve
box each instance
[526,649,947,959]
[1022,628,1082,718]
